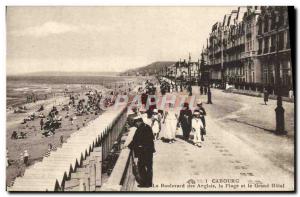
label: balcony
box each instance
[241,51,257,59]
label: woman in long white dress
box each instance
[161,107,177,143]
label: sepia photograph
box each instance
[5,5,295,192]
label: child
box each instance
[191,110,204,147]
[151,109,162,141]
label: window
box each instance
[270,13,276,30]
[264,37,269,53]
[258,19,262,35]
[279,32,284,50]
[278,12,284,27]
[271,35,276,52]
[286,31,290,49]
[258,40,262,54]
[264,17,269,32]
[282,69,291,87]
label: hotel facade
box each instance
[200,6,293,95]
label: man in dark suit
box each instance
[128,117,155,187]
[195,101,207,129]
[177,103,192,141]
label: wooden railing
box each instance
[100,127,137,191]
[101,106,128,161]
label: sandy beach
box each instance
[6,78,137,187]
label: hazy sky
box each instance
[6,6,235,75]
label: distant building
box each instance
[170,54,200,83]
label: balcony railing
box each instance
[242,51,257,59]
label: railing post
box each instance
[106,130,109,158]
[92,147,102,187]
[82,159,90,191]
[104,135,107,160]
[89,158,96,191]
[102,132,106,161]
[80,178,87,191]
[108,129,111,153]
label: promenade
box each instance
[134,88,294,191]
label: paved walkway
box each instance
[134,90,294,191]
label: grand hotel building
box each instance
[201,6,293,95]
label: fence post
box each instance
[82,159,90,191]
[92,147,102,187]
[89,158,96,191]
[102,131,106,161]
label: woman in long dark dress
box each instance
[177,103,192,141]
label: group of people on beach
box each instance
[8,83,134,168]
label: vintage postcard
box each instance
[6,6,295,192]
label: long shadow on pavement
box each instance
[176,135,198,146]
[230,118,276,134]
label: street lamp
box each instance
[188,62,192,96]
[220,26,225,89]
[197,58,201,87]
[274,10,285,135]
[180,74,183,92]
[207,71,212,104]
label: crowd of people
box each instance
[127,79,207,188]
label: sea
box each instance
[6,75,130,108]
